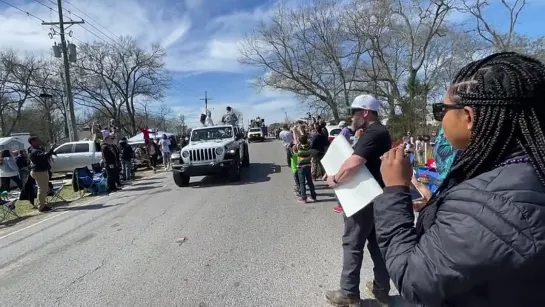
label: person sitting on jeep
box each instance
[221,106,238,126]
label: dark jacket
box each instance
[28,146,53,172]
[373,162,545,306]
[119,143,134,161]
[310,131,328,155]
[101,144,117,164]
[15,155,29,170]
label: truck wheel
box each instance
[242,146,250,167]
[228,157,241,182]
[173,172,190,187]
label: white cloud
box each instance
[0,0,190,55]
[161,19,191,49]
[0,0,305,125]
[184,0,203,10]
[0,0,279,74]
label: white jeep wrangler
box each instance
[171,125,250,187]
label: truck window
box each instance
[74,143,90,153]
[95,142,101,152]
[55,144,73,154]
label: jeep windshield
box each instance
[191,127,233,141]
[249,128,261,132]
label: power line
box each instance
[0,0,47,22]
[33,0,57,13]
[45,0,122,48]
[1,0,199,117]
[64,0,120,41]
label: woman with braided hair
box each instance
[371,52,545,306]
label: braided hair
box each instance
[416,52,545,234]
[441,52,545,192]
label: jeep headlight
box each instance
[215,147,224,155]
[181,151,189,158]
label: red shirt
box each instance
[140,128,150,143]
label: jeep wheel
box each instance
[173,172,190,187]
[241,146,250,168]
[228,157,241,182]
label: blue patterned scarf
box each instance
[432,128,458,180]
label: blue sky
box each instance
[0,0,543,127]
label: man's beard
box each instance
[352,118,365,130]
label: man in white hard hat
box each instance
[325,94,393,306]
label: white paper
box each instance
[321,135,383,217]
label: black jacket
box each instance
[101,144,117,164]
[373,162,545,306]
[310,132,328,154]
[28,146,53,172]
[119,143,134,161]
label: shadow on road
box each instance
[0,215,33,228]
[361,295,415,306]
[189,162,280,188]
[55,203,120,211]
[123,185,163,192]
[130,181,162,186]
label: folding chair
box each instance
[1,191,19,221]
[74,167,106,197]
[46,181,67,205]
[91,163,103,174]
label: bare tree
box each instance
[30,60,68,142]
[239,0,365,121]
[460,0,527,52]
[345,0,455,135]
[73,36,171,134]
[112,37,171,133]
[0,51,42,136]
[73,41,124,130]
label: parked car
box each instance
[326,125,355,144]
[50,141,102,173]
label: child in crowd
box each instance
[294,134,316,203]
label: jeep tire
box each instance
[228,156,241,182]
[173,172,190,187]
[241,146,250,167]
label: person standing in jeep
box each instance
[28,136,56,212]
[221,106,238,126]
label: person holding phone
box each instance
[28,136,56,212]
[373,53,545,306]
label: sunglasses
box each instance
[432,103,465,121]
[350,108,365,116]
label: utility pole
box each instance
[42,0,84,141]
[200,91,211,114]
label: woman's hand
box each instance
[380,145,413,187]
[412,199,427,212]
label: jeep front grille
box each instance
[189,148,216,162]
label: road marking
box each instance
[0,172,167,241]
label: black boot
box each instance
[325,290,361,307]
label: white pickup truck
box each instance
[50,141,102,173]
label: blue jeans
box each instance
[297,167,316,200]
[121,160,132,180]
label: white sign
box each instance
[321,135,383,217]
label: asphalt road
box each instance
[0,140,410,307]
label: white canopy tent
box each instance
[127,129,174,143]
